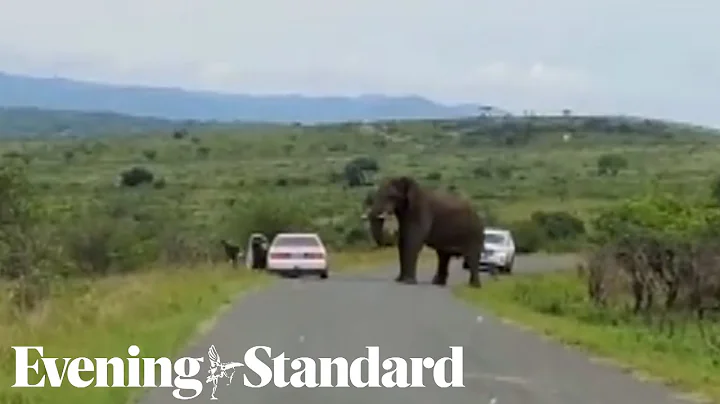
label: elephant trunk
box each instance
[369,216,387,247]
[362,206,391,247]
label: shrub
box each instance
[343,164,368,187]
[228,195,314,245]
[581,194,720,323]
[63,150,75,162]
[590,194,715,243]
[507,220,544,253]
[426,171,442,181]
[472,166,492,178]
[153,178,167,189]
[530,211,586,241]
[60,196,182,275]
[0,162,60,310]
[596,153,628,176]
[344,224,371,246]
[143,149,157,161]
[710,174,720,206]
[349,156,379,172]
[197,146,210,158]
[342,156,380,187]
[119,167,154,187]
[172,128,188,139]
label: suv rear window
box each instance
[273,236,321,247]
[484,233,506,244]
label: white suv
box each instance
[463,228,516,274]
[266,233,329,279]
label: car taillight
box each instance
[304,252,324,259]
[270,252,291,259]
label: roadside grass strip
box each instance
[454,271,720,403]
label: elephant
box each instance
[362,176,489,288]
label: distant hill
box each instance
[0,71,482,124]
[1,102,718,140]
[1,71,718,139]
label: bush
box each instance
[596,153,628,176]
[590,194,714,243]
[425,171,442,181]
[228,195,314,246]
[59,195,188,275]
[530,211,585,241]
[507,220,544,253]
[143,149,157,161]
[344,224,372,247]
[0,162,61,310]
[473,166,492,178]
[153,178,167,189]
[343,164,368,187]
[581,194,720,325]
[119,166,154,187]
[710,174,720,206]
[197,146,210,158]
[343,156,380,187]
[349,156,379,172]
[172,128,188,139]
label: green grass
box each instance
[0,266,271,404]
[454,271,720,403]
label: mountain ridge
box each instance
[0,71,483,123]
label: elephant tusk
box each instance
[361,211,389,220]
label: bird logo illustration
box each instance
[205,345,244,400]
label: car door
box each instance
[506,233,516,260]
[245,237,254,268]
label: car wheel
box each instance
[502,258,514,274]
[319,270,328,279]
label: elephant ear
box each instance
[393,176,420,214]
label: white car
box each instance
[463,228,516,274]
[266,233,329,279]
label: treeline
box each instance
[2,105,714,141]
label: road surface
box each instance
[139,253,697,404]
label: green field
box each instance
[2,112,720,403]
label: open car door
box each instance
[245,233,269,269]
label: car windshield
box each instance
[273,235,321,247]
[484,233,506,244]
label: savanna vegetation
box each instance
[2,110,720,402]
[456,147,720,400]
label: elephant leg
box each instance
[395,239,406,282]
[432,250,451,286]
[398,237,423,285]
[465,248,482,288]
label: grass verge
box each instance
[454,271,720,403]
[0,265,271,404]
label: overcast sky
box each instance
[0,0,718,126]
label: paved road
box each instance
[139,253,696,404]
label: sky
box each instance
[0,0,718,127]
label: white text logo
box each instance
[12,344,465,400]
